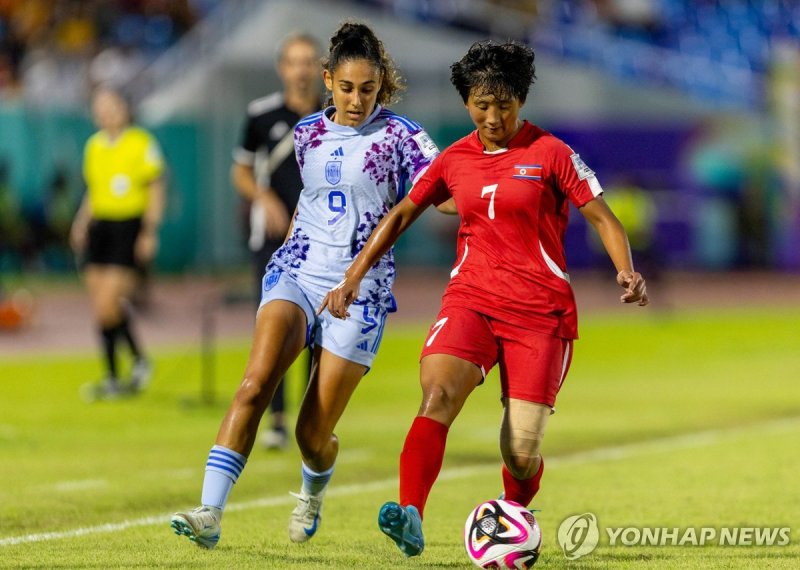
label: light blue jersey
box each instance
[267,105,439,311]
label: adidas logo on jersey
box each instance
[357,341,369,351]
[330,146,345,157]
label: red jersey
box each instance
[408,121,603,339]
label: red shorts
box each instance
[420,304,573,407]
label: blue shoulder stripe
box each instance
[380,109,421,133]
[296,111,323,127]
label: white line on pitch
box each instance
[2,415,798,547]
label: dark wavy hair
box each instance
[322,21,404,106]
[450,40,536,104]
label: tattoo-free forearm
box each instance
[345,199,425,280]
[143,178,166,232]
[595,215,634,274]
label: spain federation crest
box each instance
[264,270,281,292]
[325,161,342,185]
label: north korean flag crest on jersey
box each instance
[513,164,542,180]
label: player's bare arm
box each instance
[69,194,92,254]
[257,190,291,239]
[319,196,428,318]
[280,205,299,245]
[231,162,290,239]
[579,196,649,306]
[135,176,166,264]
[230,162,259,201]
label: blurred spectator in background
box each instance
[686,117,775,269]
[230,32,322,450]
[0,158,78,271]
[602,175,659,281]
[0,51,22,100]
[0,0,209,107]
[591,0,664,39]
[0,157,27,269]
[89,41,146,91]
[0,284,34,331]
[70,86,165,400]
[43,164,78,269]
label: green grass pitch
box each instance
[1,307,799,568]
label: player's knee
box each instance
[419,382,459,418]
[234,374,273,409]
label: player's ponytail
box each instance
[323,21,404,107]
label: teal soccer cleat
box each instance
[378,501,424,557]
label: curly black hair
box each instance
[450,40,536,104]
[322,21,404,106]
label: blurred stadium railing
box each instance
[1,0,798,274]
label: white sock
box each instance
[201,445,247,511]
[301,462,334,496]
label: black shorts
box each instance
[86,218,142,268]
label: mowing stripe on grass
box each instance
[39,446,370,495]
[2,415,798,547]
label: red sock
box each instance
[399,416,449,519]
[502,456,544,507]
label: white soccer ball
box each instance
[464,499,542,569]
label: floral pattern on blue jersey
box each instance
[363,118,436,193]
[355,276,396,311]
[351,205,396,271]
[363,120,408,185]
[294,120,327,170]
[268,227,310,271]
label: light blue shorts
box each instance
[258,269,389,369]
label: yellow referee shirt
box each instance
[83,126,164,220]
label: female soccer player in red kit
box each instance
[320,39,648,557]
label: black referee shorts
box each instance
[86,218,143,268]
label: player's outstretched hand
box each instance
[318,276,360,319]
[616,270,649,306]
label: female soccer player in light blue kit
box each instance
[170,21,439,549]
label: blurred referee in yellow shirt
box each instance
[70,86,165,400]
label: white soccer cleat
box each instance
[288,491,324,542]
[260,427,289,450]
[129,357,153,392]
[80,376,124,402]
[170,506,221,549]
